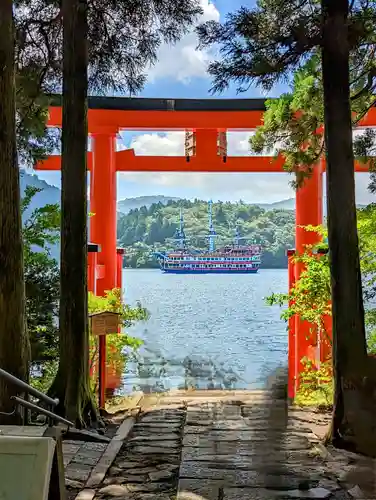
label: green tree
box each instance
[13,0,204,165]
[198,0,376,455]
[47,0,93,426]
[0,0,29,423]
[22,186,60,365]
[118,199,295,269]
[45,0,203,425]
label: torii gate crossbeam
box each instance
[35,95,376,403]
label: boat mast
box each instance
[208,200,216,252]
[175,206,186,250]
[234,226,241,247]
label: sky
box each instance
[34,0,374,205]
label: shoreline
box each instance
[122,266,288,271]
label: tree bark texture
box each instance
[0,0,28,423]
[51,0,95,425]
[321,0,376,456]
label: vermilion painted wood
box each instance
[36,99,376,400]
[36,151,373,172]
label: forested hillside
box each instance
[117,199,295,269]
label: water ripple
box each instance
[121,269,288,394]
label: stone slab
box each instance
[85,439,123,488]
[129,432,180,441]
[182,433,309,449]
[184,424,314,436]
[177,478,221,500]
[181,446,314,461]
[81,442,107,452]
[105,391,143,414]
[185,416,213,426]
[74,489,95,500]
[71,454,102,466]
[223,488,285,499]
[63,454,75,466]
[66,462,93,482]
[131,445,181,455]
[134,422,182,429]
[130,439,180,448]
[179,462,313,489]
[179,456,324,475]
[85,412,136,489]
[63,443,82,454]
[98,484,131,497]
[113,416,136,441]
[222,488,331,499]
[65,477,84,489]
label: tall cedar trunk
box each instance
[322,0,376,456]
[49,0,95,425]
[0,0,28,423]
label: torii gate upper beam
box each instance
[35,95,376,403]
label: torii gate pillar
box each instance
[294,164,323,388]
[90,132,118,295]
[90,131,119,408]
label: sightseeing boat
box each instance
[154,201,262,274]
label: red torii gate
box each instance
[36,96,376,402]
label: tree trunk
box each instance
[49,0,96,426]
[0,0,29,423]
[321,0,376,456]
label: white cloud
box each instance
[120,131,293,202]
[129,132,185,156]
[148,0,220,83]
[119,130,375,204]
[127,130,255,157]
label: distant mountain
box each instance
[256,197,366,213]
[256,198,295,211]
[20,170,60,217]
[20,170,61,260]
[117,195,181,214]
[117,199,295,269]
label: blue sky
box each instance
[34,0,373,205]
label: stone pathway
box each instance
[64,440,109,490]
[177,394,341,500]
[63,390,368,500]
[96,405,185,499]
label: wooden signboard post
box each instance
[90,311,121,409]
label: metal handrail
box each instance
[0,368,59,408]
[11,397,73,428]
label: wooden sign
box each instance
[90,311,120,336]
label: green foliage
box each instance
[266,206,376,407]
[24,185,148,395]
[31,289,149,395]
[22,186,60,364]
[197,3,376,187]
[15,0,203,96]
[357,204,376,299]
[250,53,376,187]
[88,290,148,395]
[117,199,295,269]
[295,358,333,409]
[30,361,59,395]
[22,186,60,257]
[266,225,331,341]
[14,0,204,165]
[88,288,149,332]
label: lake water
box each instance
[120,268,288,395]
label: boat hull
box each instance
[161,268,259,274]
